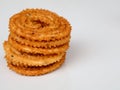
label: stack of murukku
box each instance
[3,9,71,76]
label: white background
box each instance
[0,0,120,90]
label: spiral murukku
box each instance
[9,32,70,48]
[8,37,69,54]
[3,8,71,76]
[7,55,65,76]
[4,41,65,66]
[9,9,71,41]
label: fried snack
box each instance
[10,32,70,48]
[3,8,71,76]
[7,55,65,76]
[4,41,65,66]
[9,9,71,41]
[8,37,69,55]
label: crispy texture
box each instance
[10,32,70,48]
[7,55,65,76]
[4,41,65,66]
[8,37,69,54]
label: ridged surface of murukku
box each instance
[4,41,65,66]
[7,54,65,76]
[9,9,71,41]
[9,32,70,48]
[8,37,69,54]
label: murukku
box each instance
[7,54,65,76]
[8,37,69,55]
[9,9,71,41]
[9,32,70,48]
[3,8,71,76]
[4,41,65,66]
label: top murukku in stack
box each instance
[3,9,71,76]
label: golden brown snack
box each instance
[8,37,69,55]
[9,32,70,48]
[9,9,71,41]
[3,8,71,76]
[7,55,65,76]
[4,41,65,66]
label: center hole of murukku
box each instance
[32,20,49,28]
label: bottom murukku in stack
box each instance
[7,54,65,76]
